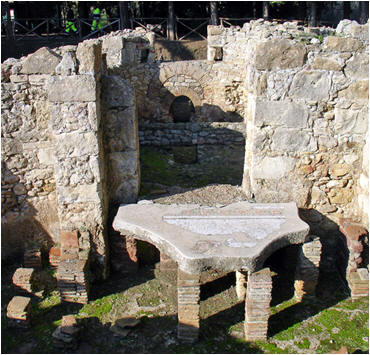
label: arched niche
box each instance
[169,95,195,123]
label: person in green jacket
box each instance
[91,7,102,32]
[65,7,78,35]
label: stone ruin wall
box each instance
[208,19,368,232]
[1,21,368,277]
[107,36,248,150]
[1,34,142,278]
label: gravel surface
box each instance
[141,184,251,206]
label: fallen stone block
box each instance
[12,268,36,294]
[53,315,79,350]
[7,296,31,328]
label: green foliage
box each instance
[294,338,310,349]
[314,34,324,43]
[2,263,369,354]
[79,295,113,319]
[140,145,244,192]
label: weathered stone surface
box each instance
[271,128,317,152]
[107,150,139,203]
[111,176,139,204]
[344,53,369,80]
[323,36,364,52]
[329,163,351,178]
[56,184,101,204]
[21,47,61,74]
[255,39,306,70]
[108,151,138,177]
[55,52,77,76]
[252,156,296,180]
[50,103,94,134]
[102,36,126,68]
[312,56,342,71]
[336,20,365,39]
[76,40,102,75]
[334,106,368,135]
[328,187,354,204]
[54,132,99,157]
[102,75,134,108]
[113,202,309,274]
[207,25,224,36]
[104,107,137,152]
[1,138,23,155]
[289,71,330,101]
[48,75,97,102]
[37,146,54,166]
[338,80,369,101]
[255,100,308,128]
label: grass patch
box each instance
[2,262,368,354]
[79,295,113,319]
[139,145,244,191]
[295,337,310,349]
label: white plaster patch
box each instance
[163,215,285,240]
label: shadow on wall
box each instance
[153,39,207,61]
[1,162,56,263]
[299,208,350,277]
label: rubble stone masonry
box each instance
[1,21,368,280]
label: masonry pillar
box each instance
[294,235,322,301]
[177,269,200,343]
[236,270,248,301]
[160,252,177,272]
[245,268,272,341]
[48,40,108,280]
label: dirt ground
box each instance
[2,246,368,354]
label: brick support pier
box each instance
[236,270,248,301]
[294,236,322,301]
[177,270,201,343]
[244,268,272,341]
[160,252,178,272]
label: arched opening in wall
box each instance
[169,95,195,123]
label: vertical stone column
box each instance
[294,236,322,301]
[245,268,272,341]
[236,270,248,301]
[48,41,108,279]
[177,269,200,343]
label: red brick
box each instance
[60,231,79,249]
[339,218,368,241]
[126,236,138,263]
[49,247,61,257]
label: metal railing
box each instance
[176,18,209,40]
[2,16,336,42]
